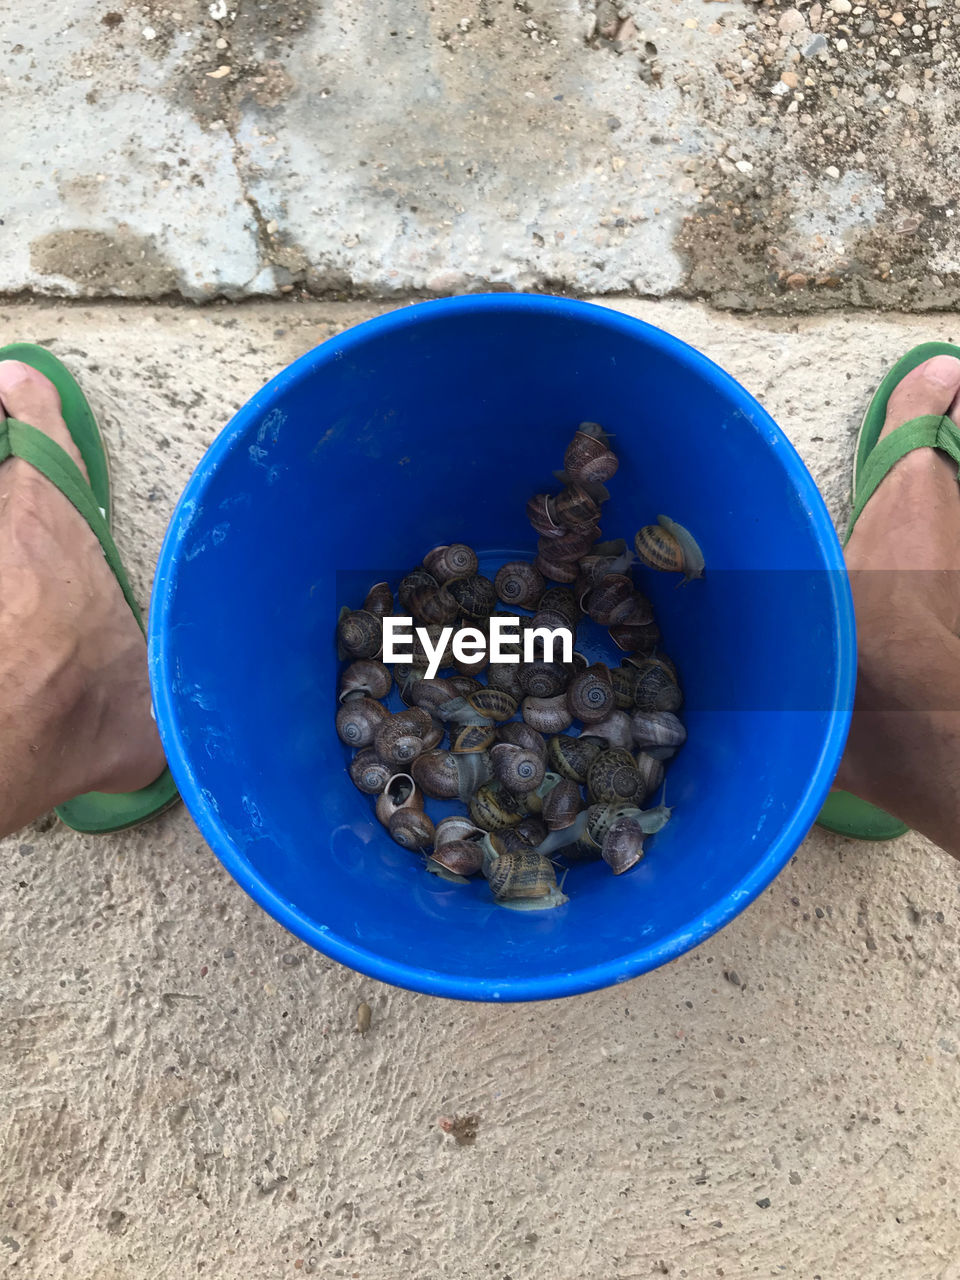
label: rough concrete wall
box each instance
[4,0,960,309]
[2,299,960,1277]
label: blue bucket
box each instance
[149,295,854,1001]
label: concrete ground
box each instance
[2,298,960,1279]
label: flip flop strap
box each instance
[0,417,143,630]
[847,412,960,537]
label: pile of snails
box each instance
[335,421,703,912]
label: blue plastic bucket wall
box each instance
[149,295,854,1002]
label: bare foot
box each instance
[0,359,165,835]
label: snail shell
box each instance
[466,688,518,723]
[375,772,423,826]
[336,696,389,748]
[408,584,459,627]
[609,621,661,654]
[338,658,392,703]
[526,493,563,538]
[486,661,524,700]
[587,748,643,805]
[423,542,479,584]
[584,574,634,626]
[398,568,438,612]
[451,723,497,754]
[488,826,537,856]
[542,777,584,830]
[580,709,634,751]
[449,575,497,620]
[374,708,434,765]
[601,815,646,875]
[337,608,382,659]
[566,663,615,724]
[411,749,461,799]
[546,733,601,783]
[537,525,599,562]
[495,560,546,610]
[410,677,461,717]
[388,808,435,852]
[522,693,574,734]
[634,525,685,574]
[515,814,548,846]
[635,751,665,801]
[518,660,569,700]
[563,428,619,485]
[497,721,546,756]
[553,484,601,530]
[448,675,484,698]
[348,747,392,795]
[410,624,457,671]
[490,743,546,795]
[533,550,579,583]
[538,586,581,628]
[486,851,557,901]
[363,581,394,618]
[435,816,485,848]
[454,643,489,676]
[431,837,484,876]
[586,801,634,848]
[611,666,638,710]
[630,710,687,755]
[632,658,683,713]
[469,782,525,831]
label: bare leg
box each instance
[836,354,960,858]
[0,361,165,837]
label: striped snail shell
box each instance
[580,709,634,751]
[448,675,484,698]
[423,542,479,584]
[449,574,497,620]
[469,782,525,832]
[634,516,704,583]
[632,658,682,713]
[486,851,557,901]
[408,584,459,627]
[465,688,517,723]
[486,660,524,700]
[518,660,569,700]
[546,733,601,783]
[514,814,548,847]
[337,608,382,659]
[335,696,389,748]
[410,677,461,717]
[538,586,581,628]
[566,663,615,724]
[522,693,574,735]
[553,484,601,530]
[537,524,599,562]
[526,493,563,538]
[563,428,619,485]
[398,568,438,612]
[363,581,394,618]
[451,723,498,754]
[490,743,546,795]
[533,549,579,583]
[374,708,434,765]
[584,574,634,626]
[542,778,584,831]
[609,621,661,654]
[388,808,435,852]
[338,658,392,703]
[411,749,461,799]
[348,747,392,795]
[495,560,546,610]
[601,815,646,875]
[587,748,643,805]
[497,721,547,756]
[611,666,638,709]
[431,837,484,876]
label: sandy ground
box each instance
[1,298,960,1279]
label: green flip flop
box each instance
[0,342,179,833]
[817,341,960,841]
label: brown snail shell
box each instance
[580,709,633,751]
[542,778,584,830]
[388,808,435,852]
[608,594,653,628]
[495,560,546,610]
[486,661,524,700]
[538,586,581,628]
[553,484,601,530]
[375,772,423,826]
[410,749,461,799]
[587,748,643,805]
[449,575,497,620]
[431,837,484,876]
[448,675,484,698]
[410,624,456,671]
[634,525,685,574]
[469,782,525,831]
[518,660,569,700]
[489,743,546,795]
[566,663,615,724]
[488,826,537,856]
[408,584,459,627]
[601,815,645,875]
[611,666,638,710]
[584,574,634,626]
[348,747,392,795]
[635,751,665,801]
[423,542,479,584]
[526,493,563,538]
[338,658,392,703]
[537,524,599,562]
[630,710,687,755]
[486,851,557,901]
[515,814,548,846]
[410,677,461,717]
[586,801,631,848]
[336,696,389,748]
[435,816,484,848]
[466,688,518,722]
[451,723,497,754]
[563,429,619,485]
[497,721,546,756]
[609,622,661,654]
[546,733,601,783]
[374,708,434,765]
[398,569,438,612]
[337,608,382,659]
[632,658,682,713]
[522,693,574,734]
[533,550,579,583]
[363,581,394,618]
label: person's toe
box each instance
[882,354,960,440]
[0,359,89,481]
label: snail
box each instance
[435,815,485,848]
[575,539,634,592]
[450,724,497,754]
[448,675,484,698]
[487,826,538,856]
[547,733,601,783]
[562,424,619,486]
[632,658,682,713]
[411,749,461,799]
[587,748,643,805]
[388,808,435,851]
[423,542,479,584]
[363,581,394,618]
[580,709,633,751]
[533,549,579,584]
[410,624,457,671]
[408,584,459,627]
[611,666,638,710]
[515,814,548,846]
[526,492,563,538]
[542,778,584,830]
[583,574,634,626]
[431,837,484,876]
[375,772,424,826]
[495,560,546,610]
[374,708,436,765]
[338,658,392,703]
[634,515,704,583]
[537,525,598,562]
[538,586,581,628]
[409,677,461,717]
[497,721,547,756]
[566,663,615,724]
[336,696,389,748]
[601,814,646,875]
[519,660,570,700]
[523,770,561,816]
[635,750,665,801]
[489,743,546,795]
[453,751,493,804]
[609,622,660,654]
[469,782,525,831]
[395,664,427,705]
[486,851,557,902]
[522,693,574,734]
[486,661,524,700]
[609,594,653,628]
[337,608,382,659]
[553,484,601,530]
[449,574,497,620]
[348,747,393,795]
[398,568,438,612]
[630,710,686,757]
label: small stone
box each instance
[891,11,906,23]
[912,22,925,33]
[803,32,829,55]
[781,70,800,87]
[756,1197,772,1209]
[725,969,742,986]
[836,36,849,49]
[266,219,279,234]
[735,159,754,173]
[607,115,622,131]
[207,64,232,78]
[897,82,918,103]
[785,272,808,288]
[683,17,699,28]
[142,25,157,38]
[859,18,876,32]
[824,164,841,177]
[215,36,228,48]
[829,0,851,12]
[779,7,806,33]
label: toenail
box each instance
[922,354,960,386]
